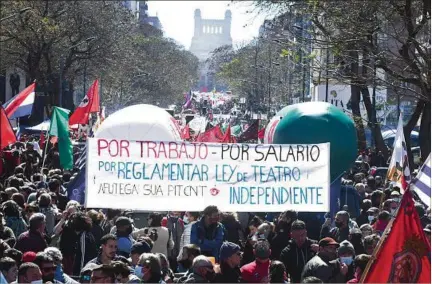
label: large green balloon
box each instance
[272,102,357,181]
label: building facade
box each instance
[189,9,233,91]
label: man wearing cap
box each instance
[213,242,242,283]
[280,220,318,283]
[329,240,355,283]
[240,239,271,283]
[301,237,347,283]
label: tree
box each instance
[252,0,431,162]
[0,0,199,117]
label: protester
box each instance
[176,244,201,274]
[162,212,184,271]
[130,242,152,267]
[111,260,140,283]
[0,257,17,283]
[363,234,380,255]
[134,253,163,283]
[87,234,124,266]
[213,242,242,283]
[177,212,200,263]
[44,247,78,284]
[355,200,372,227]
[321,211,353,243]
[33,252,57,283]
[0,213,15,248]
[347,254,371,283]
[240,239,271,283]
[114,216,135,258]
[17,262,42,284]
[190,206,224,261]
[270,210,298,260]
[280,220,317,283]
[90,264,116,283]
[2,200,27,239]
[220,212,244,246]
[268,260,287,283]
[301,238,345,283]
[183,255,214,283]
[14,213,47,254]
[328,240,355,283]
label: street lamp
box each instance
[59,36,96,107]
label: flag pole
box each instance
[41,128,50,172]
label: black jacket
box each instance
[213,263,242,283]
[280,238,317,283]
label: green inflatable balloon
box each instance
[271,102,357,182]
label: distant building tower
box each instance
[190,9,233,91]
[189,9,232,61]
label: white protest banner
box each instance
[85,138,330,212]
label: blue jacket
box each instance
[190,218,224,261]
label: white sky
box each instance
[146,1,270,49]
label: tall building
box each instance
[138,1,162,30]
[190,9,233,91]
[190,9,232,61]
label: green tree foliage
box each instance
[0,0,199,112]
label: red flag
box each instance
[361,189,431,283]
[237,120,259,142]
[258,128,265,140]
[221,125,231,143]
[39,131,45,149]
[182,124,191,140]
[69,79,99,125]
[0,106,16,150]
[3,82,35,119]
[196,125,224,142]
[90,82,100,113]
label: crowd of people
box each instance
[0,136,430,284]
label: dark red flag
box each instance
[39,131,45,149]
[221,125,232,143]
[196,125,224,142]
[0,106,16,150]
[237,120,259,142]
[258,128,265,140]
[69,79,98,125]
[361,189,431,283]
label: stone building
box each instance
[189,9,232,91]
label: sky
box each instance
[147,1,270,49]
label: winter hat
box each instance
[219,242,241,261]
[338,240,355,256]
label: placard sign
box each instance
[85,138,330,212]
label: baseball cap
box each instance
[319,237,339,248]
[219,242,241,261]
[22,251,37,263]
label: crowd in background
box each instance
[0,136,430,284]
